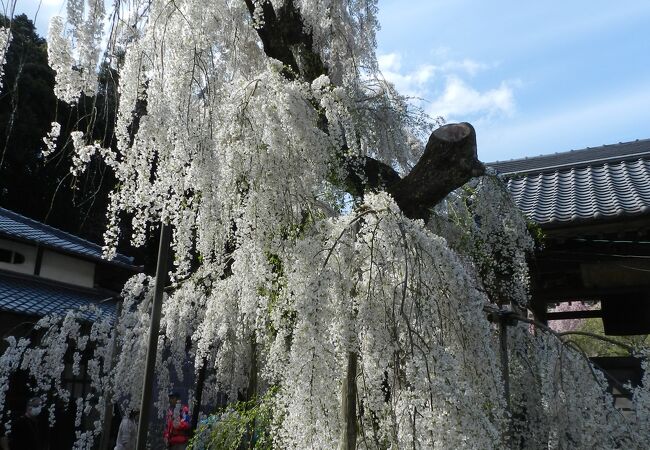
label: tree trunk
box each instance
[245,3,485,223]
[247,336,258,401]
[340,351,358,450]
[191,357,208,434]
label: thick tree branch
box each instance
[389,122,485,221]
[244,4,484,222]
[344,123,484,222]
[244,0,326,81]
[342,155,402,197]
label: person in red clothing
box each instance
[164,391,191,450]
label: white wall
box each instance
[40,250,96,288]
[0,239,37,275]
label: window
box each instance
[0,248,26,264]
[63,361,91,399]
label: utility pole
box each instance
[98,300,124,450]
[136,223,172,450]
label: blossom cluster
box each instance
[507,324,642,449]
[269,193,508,448]
[429,175,534,306]
[0,0,648,448]
[0,307,113,449]
[41,122,61,157]
[47,0,105,103]
[0,27,10,92]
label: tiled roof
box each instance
[488,139,650,175]
[487,140,650,226]
[0,271,116,321]
[0,207,134,267]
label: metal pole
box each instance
[498,315,510,408]
[98,300,124,450]
[136,223,172,450]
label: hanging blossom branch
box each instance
[0,26,11,92]
[485,304,650,448]
[0,305,114,449]
[557,331,636,353]
[0,0,648,449]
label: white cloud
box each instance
[377,52,435,97]
[428,76,515,119]
[379,52,490,77]
[439,58,490,76]
[378,52,514,121]
[377,53,401,72]
[377,52,492,98]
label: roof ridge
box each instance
[0,206,134,265]
[499,152,650,176]
[502,153,650,226]
[0,206,104,249]
[489,138,650,166]
[486,139,650,176]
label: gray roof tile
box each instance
[0,272,116,321]
[487,140,650,225]
[488,139,650,175]
[0,207,134,267]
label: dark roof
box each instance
[487,140,650,226]
[488,138,650,175]
[0,271,116,321]
[0,207,134,267]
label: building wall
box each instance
[0,238,37,275]
[39,250,96,288]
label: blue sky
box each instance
[12,0,650,162]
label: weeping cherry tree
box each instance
[1,1,649,449]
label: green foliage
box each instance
[189,391,276,450]
[570,318,650,357]
[526,220,545,250]
[260,252,296,345]
[0,14,56,207]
